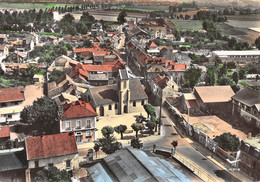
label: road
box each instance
[143,107,241,182]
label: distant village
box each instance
[0,2,259,182]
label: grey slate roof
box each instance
[89,78,148,106]
[87,147,192,182]
[0,150,27,172]
[119,69,129,80]
[232,87,260,106]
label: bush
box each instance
[213,133,240,152]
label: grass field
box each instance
[170,19,203,30]
[216,22,248,36]
[0,75,34,88]
[0,2,77,10]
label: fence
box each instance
[145,145,217,182]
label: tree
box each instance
[114,125,127,139]
[232,71,239,84]
[151,116,159,132]
[145,121,155,136]
[98,126,121,154]
[227,61,236,69]
[213,133,240,152]
[143,104,156,118]
[48,70,65,82]
[117,10,127,24]
[171,140,178,148]
[93,143,100,158]
[82,39,92,47]
[131,137,142,149]
[61,13,75,24]
[20,97,59,135]
[255,36,260,50]
[218,76,235,86]
[228,37,237,49]
[131,123,143,138]
[35,167,71,182]
[184,67,201,88]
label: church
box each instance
[84,69,148,117]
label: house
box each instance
[180,93,199,114]
[150,74,178,104]
[0,150,28,182]
[194,86,235,114]
[85,69,148,117]
[0,87,25,123]
[25,132,79,174]
[0,45,9,57]
[0,34,7,44]
[91,22,104,37]
[239,138,260,181]
[71,60,125,86]
[87,147,195,182]
[47,55,79,75]
[0,126,10,147]
[212,50,260,58]
[54,92,78,107]
[146,41,160,56]
[5,51,27,63]
[148,26,167,39]
[61,101,98,143]
[231,87,260,128]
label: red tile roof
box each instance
[0,126,10,138]
[148,41,158,48]
[15,51,26,58]
[0,88,25,103]
[127,41,135,49]
[62,101,97,119]
[166,61,187,71]
[72,60,125,79]
[25,132,78,160]
[186,100,198,109]
[106,32,120,34]
[153,74,170,89]
[74,44,111,56]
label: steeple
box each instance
[117,69,130,114]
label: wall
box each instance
[129,99,147,113]
[28,153,79,171]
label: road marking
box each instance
[206,156,227,170]
[184,137,193,143]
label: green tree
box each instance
[131,123,143,138]
[117,10,127,24]
[143,104,156,118]
[171,140,178,148]
[255,36,260,50]
[232,71,239,84]
[227,61,236,69]
[218,76,235,86]
[213,133,240,152]
[93,143,100,158]
[151,116,159,132]
[48,70,65,82]
[98,126,121,154]
[82,40,92,48]
[61,13,75,24]
[218,62,227,78]
[35,167,71,182]
[131,137,142,149]
[114,124,127,139]
[20,97,59,135]
[184,67,201,88]
[145,121,155,136]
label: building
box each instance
[0,87,25,123]
[194,86,235,114]
[25,132,79,174]
[180,93,199,114]
[0,45,9,57]
[60,101,98,143]
[146,41,160,56]
[0,34,7,44]
[231,87,260,128]
[85,69,148,117]
[148,26,167,39]
[0,126,10,147]
[0,150,27,182]
[5,51,27,63]
[212,50,260,58]
[150,74,178,104]
[239,137,260,181]
[86,147,194,182]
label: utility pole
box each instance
[158,89,163,135]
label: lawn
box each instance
[170,19,203,30]
[0,2,77,10]
[0,75,34,88]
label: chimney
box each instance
[247,132,252,139]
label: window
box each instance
[48,163,54,168]
[115,104,118,109]
[65,121,71,130]
[14,101,19,105]
[7,114,12,119]
[66,160,71,168]
[35,161,39,168]
[86,130,92,137]
[76,120,81,129]
[86,120,91,128]
[124,81,127,88]
[172,85,174,89]
[109,105,112,110]
[141,100,145,105]
[1,103,6,107]
[133,101,136,107]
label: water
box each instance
[226,15,260,30]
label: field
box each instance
[170,19,203,30]
[112,5,169,12]
[216,22,248,36]
[0,2,77,10]
[0,75,34,88]
[227,14,260,21]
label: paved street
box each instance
[143,107,241,182]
